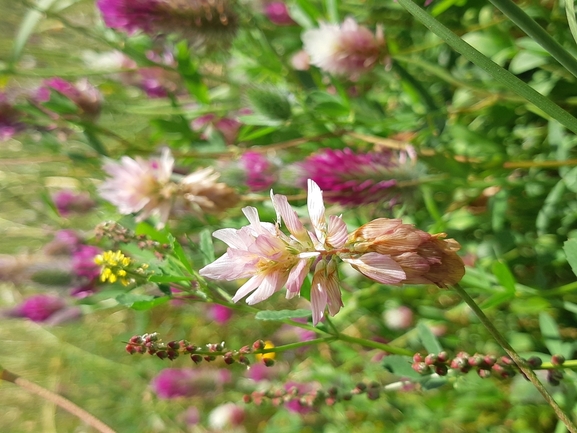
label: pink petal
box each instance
[343,252,406,284]
[232,275,264,303]
[271,193,308,243]
[310,272,328,325]
[286,258,311,297]
[326,215,348,249]
[307,179,327,243]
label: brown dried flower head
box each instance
[345,218,465,287]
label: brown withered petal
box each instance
[345,219,465,288]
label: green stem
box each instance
[453,283,577,433]
[395,0,577,135]
[488,0,577,80]
[540,360,577,370]
[335,333,413,356]
[0,366,117,433]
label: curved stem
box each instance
[453,283,577,433]
[0,367,117,433]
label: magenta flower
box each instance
[208,403,245,430]
[53,190,96,217]
[298,147,411,206]
[208,304,233,324]
[264,2,295,26]
[199,179,348,324]
[40,78,102,120]
[97,0,238,45]
[302,17,385,78]
[151,368,231,399]
[191,113,241,144]
[13,295,67,322]
[240,151,277,192]
[97,0,161,35]
[72,244,102,280]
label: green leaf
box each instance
[419,375,448,390]
[148,275,195,283]
[536,179,566,236]
[395,0,577,134]
[566,0,577,48]
[539,312,573,358]
[492,261,516,293]
[417,321,443,353]
[324,0,339,22]
[490,190,508,232]
[255,309,312,321]
[116,293,170,310]
[564,238,577,277]
[199,228,215,266]
[174,41,210,104]
[12,0,60,65]
[383,355,421,379]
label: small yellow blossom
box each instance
[95,250,133,286]
[255,341,276,361]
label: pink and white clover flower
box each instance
[302,17,385,78]
[199,179,348,324]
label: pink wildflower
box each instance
[264,2,295,26]
[53,190,96,216]
[99,149,176,226]
[240,151,277,192]
[199,179,348,324]
[302,17,385,78]
[12,295,67,322]
[40,78,102,120]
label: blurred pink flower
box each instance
[264,2,295,25]
[53,190,96,217]
[208,403,245,430]
[99,149,176,226]
[40,78,102,120]
[208,304,233,324]
[72,244,102,280]
[199,180,348,324]
[383,306,413,330]
[302,17,385,78]
[191,113,241,144]
[12,295,67,322]
[151,368,231,399]
[284,382,316,414]
[97,0,162,35]
[240,151,277,192]
[298,147,415,206]
[97,0,238,45]
[290,50,310,71]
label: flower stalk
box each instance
[452,283,577,433]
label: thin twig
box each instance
[0,367,117,433]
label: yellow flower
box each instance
[255,341,275,361]
[95,250,133,286]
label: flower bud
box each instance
[551,355,566,366]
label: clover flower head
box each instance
[343,218,465,288]
[97,0,238,48]
[298,147,415,206]
[302,17,385,78]
[99,148,176,227]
